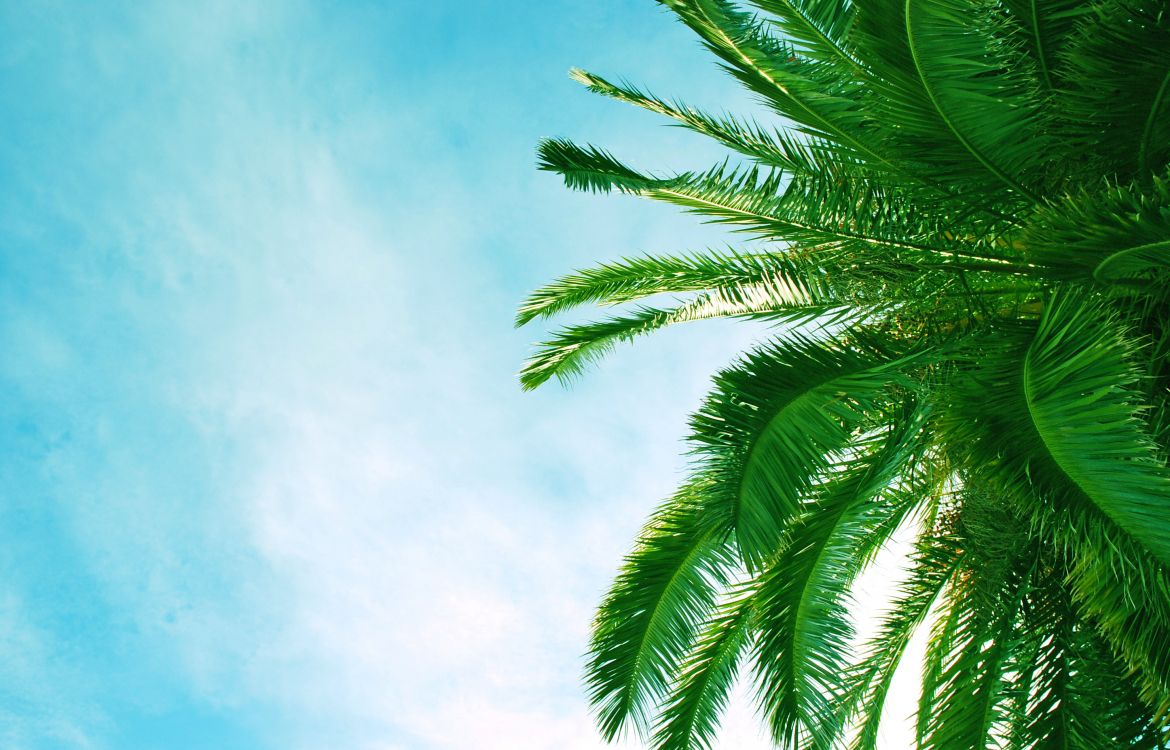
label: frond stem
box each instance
[652,187,1023,266]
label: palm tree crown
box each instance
[518,0,1170,747]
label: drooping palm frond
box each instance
[516,249,829,326]
[1056,0,1170,182]
[1023,172,1170,285]
[518,290,857,390]
[652,585,759,750]
[567,69,834,175]
[1021,293,1170,565]
[587,482,740,740]
[1010,556,1165,749]
[918,491,1035,750]
[538,138,1031,272]
[751,405,931,748]
[1035,495,1170,724]
[845,535,965,750]
[999,0,1089,95]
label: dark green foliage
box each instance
[519,0,1170,746]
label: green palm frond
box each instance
[658,0,879,162]
[538,138,1030,271]
[1057,0,1170,181]
[587,483,739,740]
[1036,496,1170,723]
[686,330,923,569]
[999,0,1089,94]
[567,69,827,174]
[919,546,1034,749]
[1025,293,1170,564]
[1023,172,1170,285]
[751,405,931,747]
[851,0,1050,203]
[652,586,758,750]
[903,0,1048,200]
[519,291,857,390]
[846,536,965,750]
[750,0,863,73]
[516,249,827,326]
[1012,559,1165,749]
[946,294,1170,566]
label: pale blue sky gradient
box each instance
[0,2,781,748]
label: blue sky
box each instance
[0,3,919,749]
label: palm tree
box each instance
[518,0,1170,747]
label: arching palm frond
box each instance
[1023,293,1170,564]
[1012,557,1165,749]
[999,0,1089,95]
[1023,172,1170,285]
[518,291,857,390]
[1057,0,1170,182]
[566,69,833,175]
[516,250,819,325]
[846,536,964,750]
[538,138,1032,273]
[918,491,1035,750]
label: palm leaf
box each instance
[537,139,1027,270]
[750,404,932,747]
[845,536,965,750]
[900,0,1048,201]
[652,586,758,750]
[919,541,1034,750]
[999,0,1088,94]
[519,290,857,390]
[1023,292,1170,564]
[516,249,829,326]
[686,330,925,569]
[750,0,864,74]
[1034,496,1170,724]
[567,69,829,174]
[1022,172,1170,286]
[1056,0,1170,181]
[587,483,739,740]
[946,294,1170,566]
[657,0,880,163]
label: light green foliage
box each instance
[519,0,1170,747]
